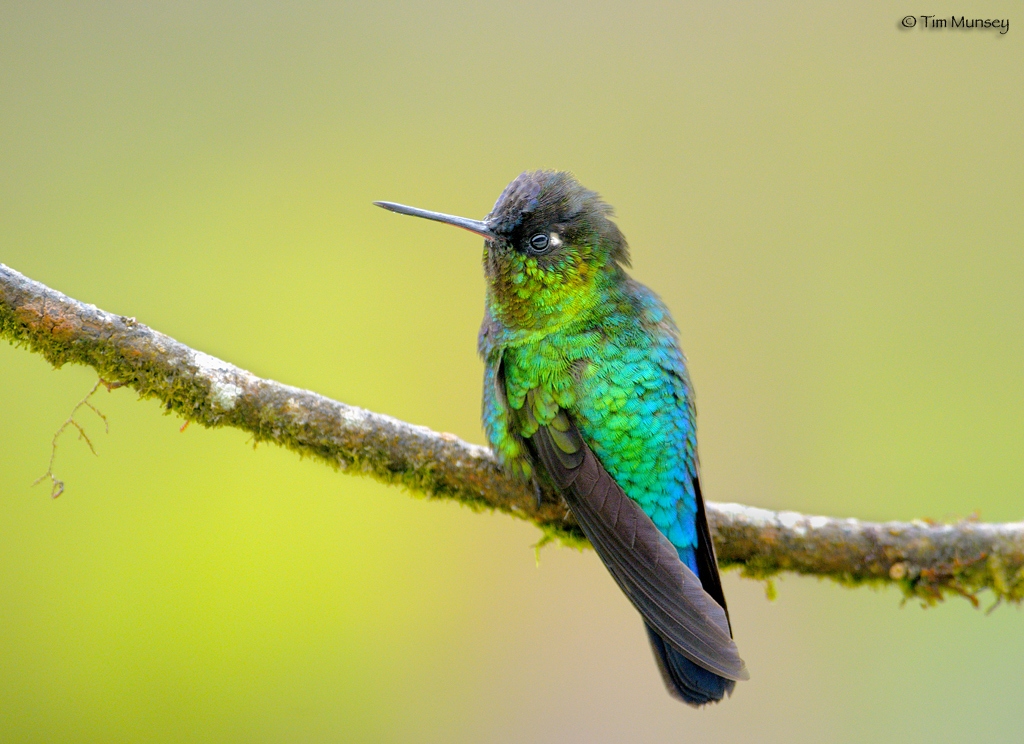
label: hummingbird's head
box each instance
[376,170,630,334]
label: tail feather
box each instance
[645,623,735,706]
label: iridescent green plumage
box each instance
[376,171,747,705]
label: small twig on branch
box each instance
[31,376,129,497]
[32,378,112,498]
[2,262,1023,606]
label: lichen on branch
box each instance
[3,262,1022,607]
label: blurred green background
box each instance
[2,2,1021,742]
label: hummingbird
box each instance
[375,171,748,705]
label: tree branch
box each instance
[3,262,1022,606]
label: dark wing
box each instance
[692,475,733,633]
[521,392,748,683]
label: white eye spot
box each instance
[548,232,562,248]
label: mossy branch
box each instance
[3,262,1023,607]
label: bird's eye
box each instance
[528,233,550,254]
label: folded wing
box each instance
[523,395,749,687]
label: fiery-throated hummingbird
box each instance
[375,171,748,705]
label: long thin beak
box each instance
[374,201,498,240]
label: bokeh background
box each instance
[2,2,1021,742]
